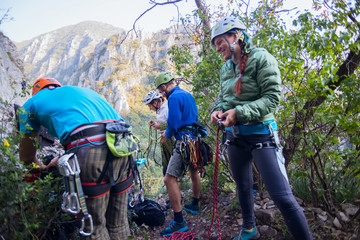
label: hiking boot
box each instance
[233,226,260,240]
[184,202,199,214]
[160,219,189,236]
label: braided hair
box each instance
[233,29,252,95]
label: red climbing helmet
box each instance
[32,77,62,96]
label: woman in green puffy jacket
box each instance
[210,16,313,240]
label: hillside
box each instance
[15,21,188,114]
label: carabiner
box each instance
[67,192,81,214]
[79,213,93,236]
[61,191,71,212]
[58,153,75,176]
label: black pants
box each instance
[227,132,313,240]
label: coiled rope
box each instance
[163,230,198,240]
[207,125,222,240]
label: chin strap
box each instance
[222,35,238,62]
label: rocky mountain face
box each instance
[0,32,28,138]
[15,21,184,113]
[0,32,27,106]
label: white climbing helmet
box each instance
[211,16,246,45]
[141,90,162,105]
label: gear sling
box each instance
[176,122,213,175]
[60,121,138,236]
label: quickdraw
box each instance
[129,149,145,208]
[188,140,198,169]
[179,132,211,175]
[58,153,93,236]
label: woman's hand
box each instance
[219,109,237,127]
[148,120,155,126]
[148,120,161,129]
[211,110,223,125]
[153,122,161,130]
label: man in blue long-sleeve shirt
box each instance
[155,72,201,237]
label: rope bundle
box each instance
[163,230,198,240]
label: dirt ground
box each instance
[130,190,291,240]
[129,188,358,240]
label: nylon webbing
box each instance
[75,169,93,236]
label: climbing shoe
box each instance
[184,202,199,214]
[160,219,189,236]
[233,226,260,240]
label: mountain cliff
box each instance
[15,21,184,113]
[0,32,27,106]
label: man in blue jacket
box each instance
[155,72,201,237]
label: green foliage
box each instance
[0,114,69,239]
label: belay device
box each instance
[58,153,93,237]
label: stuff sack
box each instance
[198,138,213,166]
[106,121,138,157]
[132,198,166,227]
[192,122,208,138]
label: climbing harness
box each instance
[163,230,198,240]
[207,120,223,240]
[58,153,93,236]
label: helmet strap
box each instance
[223,35,237,62]
[154,100,161,111]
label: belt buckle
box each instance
[255,143,263,149]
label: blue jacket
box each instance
[165,86,198,140]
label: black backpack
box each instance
[132,198,166,227]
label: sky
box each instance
[0,0,314,43]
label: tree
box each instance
[0,8,14,26]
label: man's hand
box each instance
[211,110,223,125]
[43,156,60,171]
[219,109,237,127]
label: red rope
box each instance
[163,231,198,240]
[207,126,221,240]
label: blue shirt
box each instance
[226,120,278,135]
[19,86,123,143]
[165,86,199,140]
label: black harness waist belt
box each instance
[63,123,107,147]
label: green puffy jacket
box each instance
[213,48,281,123]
